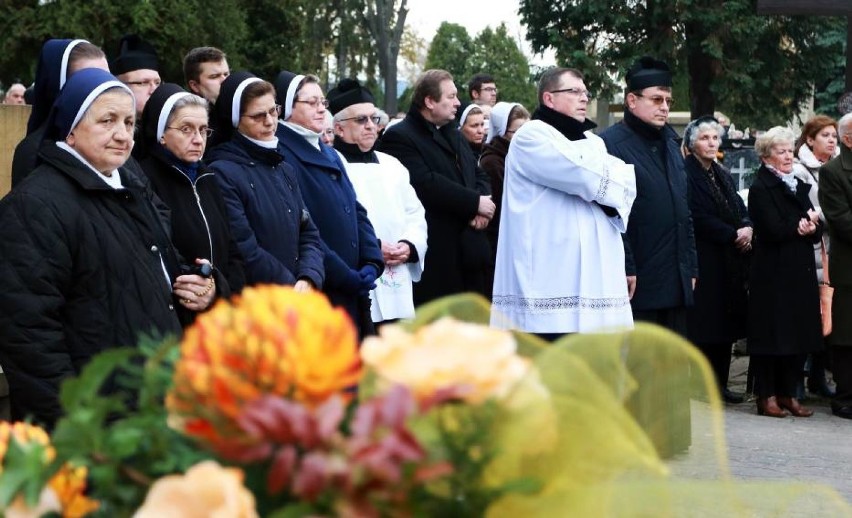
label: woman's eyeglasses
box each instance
[294,97,329,108]
[166,126,214,138]
[242,105,282,123]
[338,114,381,125]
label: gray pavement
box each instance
[668,355,852,505]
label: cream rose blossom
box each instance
[133,461,258,518]
[361,317,530,403]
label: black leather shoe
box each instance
[808,378,836,398]
[832,406,852,419]
[722,389,745,404]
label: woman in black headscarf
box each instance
[11,39,108,186]
[206,72,324,292]
[0,69,215,427]
[683,116,752,404]
[138,83,246,325]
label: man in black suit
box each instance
[378,69,495,304]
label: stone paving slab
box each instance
[668,355,852,503]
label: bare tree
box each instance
[362,0,408,114]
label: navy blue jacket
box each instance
[600,113,698,310]
[276,123,383,329]
[207,133,324,289]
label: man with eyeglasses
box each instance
[600,56,697,458]
[379,69,495,305]
[491,67,636,338]
[327,79,427,328]
[468,73,498,107]
[110,34,161,120]
[600,56,697,339]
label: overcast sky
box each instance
[405,0,555,66]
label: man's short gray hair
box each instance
[838,113,852,141]
[754,126,796,159]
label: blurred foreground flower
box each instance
[361,317,529,403]
[225,386,452,517]
[0,422,98,518]
[133,460,258,518]
[167,285,362,446]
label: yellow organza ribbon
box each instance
[401,294,850,517]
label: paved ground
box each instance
[668,354,852,505]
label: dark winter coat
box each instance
[275,124,382,336]
[139,147,246,317]
[599,112,698,310]
[206,133,324,290]
[0,143,184,427]
[377,108,493,304]
[747,165,823,356]
[684,155,750,343]
[479,135,510,257]
[819,144,852,346]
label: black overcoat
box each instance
[377,108,492,304]
[818,145,852,346]
[747,165,823,356]
[599,115,698,311]
[0,143,184,427]
[684,156,751,343]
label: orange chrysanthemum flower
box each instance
[167,285,362,446]
[0,422,99,518]
[48,465,100,518]
[0,421,54,466]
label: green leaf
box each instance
[268,502,319,518]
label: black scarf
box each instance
[333,136,378,164]
[532,104,596,141]
[624,109,663,141]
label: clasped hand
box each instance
[382,241,411,266]
[174,259,216,311]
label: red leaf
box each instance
[267,446,298,495]
[293,452,331,501]
[414,461,454,482]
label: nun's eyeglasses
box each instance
[242,105,282,122]
[167,126,214,138]
[294,97,329,108]
[338,115,381,125]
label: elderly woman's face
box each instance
[162,105,209,163]
[67,91,134,173]
[289,82,327,133]
[692,129,720,165]
[764,142,795,173]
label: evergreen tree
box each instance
[519,0,846,127]
[424,22,473,89]
[468,24,536,110]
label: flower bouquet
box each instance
[1,286,849,517]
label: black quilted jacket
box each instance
[0,143,183,427]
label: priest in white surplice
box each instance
[491,67,637,337]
